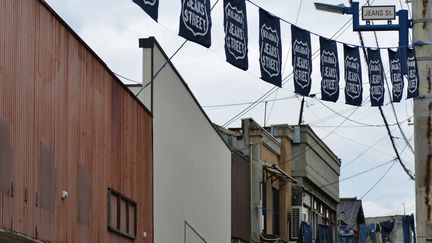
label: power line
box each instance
[316,98,411,127]
[266,0,304,125]
[355,15,415,180]
[340,127,398,169]
[320,158,397,188]
[221,0,388,128]
[223,30,347,127]
[371,31,415,154]
[134,0,221,97]
[221,0,368,128]
[114,72,141,84]
[378,106,415,180]
[277,99,364,167]
[202,94,298,108]
[360,160,397,199]
[313,126,398,159]
[246,0,416,49]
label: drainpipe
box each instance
[247,121,264,242]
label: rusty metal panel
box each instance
[0,121,12,195]
[77,164,91,226]
[231,152,251,242]
[39,142,55,212]
[0,0,153,242]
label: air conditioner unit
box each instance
[291,206,311,240]
[291,206,301,239]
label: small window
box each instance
[107,188,137,240]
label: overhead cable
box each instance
[355,13,415,180]
[246,0,420,49]
[320,158,397,188]
[134,0,221,97]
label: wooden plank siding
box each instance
[0,0,153,243]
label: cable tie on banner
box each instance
[415,56,432,61]
[412,18,432,24]
[412,40,432,46]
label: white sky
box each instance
[44,0,416,217]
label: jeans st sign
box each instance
[314,2,411,74]
[362,5,396,21]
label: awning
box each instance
[263,163,298,184]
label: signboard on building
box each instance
[362,5,395,20]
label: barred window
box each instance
[107,188,137,240]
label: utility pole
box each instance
[413,0,432,241]
[314,1,431,239]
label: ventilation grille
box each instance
[291,206,301,239]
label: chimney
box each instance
[126,37,155,111]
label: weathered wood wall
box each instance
[0,0,153,242]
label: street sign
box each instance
[362,5,395,20]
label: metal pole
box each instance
[413,0,432,241]
[298,97,305,126]
[398,9,409,75]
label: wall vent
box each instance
[293,127,301,144]
[291,206,301,239]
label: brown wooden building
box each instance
[0,0,153,242]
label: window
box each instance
[107,188,137,240]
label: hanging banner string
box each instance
[245,0,422,49]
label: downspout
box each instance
[250,142,259,243]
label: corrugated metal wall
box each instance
[231,152,251,242]
[0,0,153,242]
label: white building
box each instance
[128,37,231,243]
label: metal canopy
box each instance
[263,163,298,184]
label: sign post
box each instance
[314,2,411,74]
[347,2,410,74]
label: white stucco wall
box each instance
[131,41,231,243]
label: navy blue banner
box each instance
[292,25,312,96]
[407,48,420,99]
[367,48,385,106]
[133,0,159,22]
[179,0,212,48]
[319,37,339,102]
[259,9,282,87]
[388,49,404,102]
[223,0,248,70]
[344,45,362,106]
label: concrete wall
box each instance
[291,125,340,206]
[130,39,231,243]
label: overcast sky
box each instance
[44,0,416,217]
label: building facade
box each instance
[0,1,153,242]
[218,119,297,243]
[269,124,341,241]
[337,197,366,227]
[129,38,232,243]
